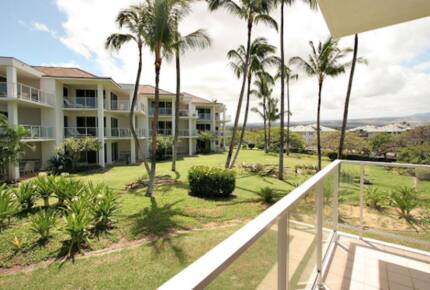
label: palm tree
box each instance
[275,63,298,156]
[251,71,274,153]
[106,4,151,178]
[338,34,367,159]
[266,96,280,145]
[228,37,277,168]
[207,0,277,168]
[291,38,351,170]
[171,28,211,172]
[274,0,316,180]
[144,0,187,196]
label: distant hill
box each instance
[240,112,430,129]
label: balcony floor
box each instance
[323,235,430,290]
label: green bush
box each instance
[188,166,235,198]
[326,151,338,161]
[0,185,17,229]
[63,210,92,255]
[390,186,419,220]
[14,181,37,211]
[257,187,275,204]
[30,210,57,241]
[398,144,430,165]
[35,176,56,207]
[365,187,387,210]
[88,183,118,230]
[53,177,85,206]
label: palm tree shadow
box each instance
[148,236,186,264]
[129,197,192,237]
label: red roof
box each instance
[138,85,174,95]
[182,92,213,104]
[33,66,98,78]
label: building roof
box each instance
[349,122,411,133]
[138,85,175,95]
[182,92,213,104]
[33,66,98,78]
[290,124,336,133]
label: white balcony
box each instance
[108,100,145,112]
[178,129,199,137]
[21,125,54,140]
[160,160,430,290]
[149,107,172,116]
[64,127,98,138]
[0,82,54,106]
[63,97,97,109]
[198,112,211,120]
[105,127,146,138]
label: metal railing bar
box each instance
[341,160,430,169]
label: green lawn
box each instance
[0,150,429,289]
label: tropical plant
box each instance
[35,175,56,207]
[0,115,29,181]
[390,186,419,221]
[144,0,188,196]
[0,185,17,229]
[251,71,275,152]
[14,181,37,211]
[156,136,173,161]
[398,144,430,165]
[8,236,25,253]
[197,131,217,154]
[171,23,211,172]
[291,38,351,170]
[188,166,236,198]
[106,4,151,180]
[30,209,57,241]
[365,187,386,210]
[52,177,85,206]
[48,152,72,174]
[369,133,395,158]
[57,138,101,171]
[338,34,367,158]
[91,186,118,230]
[228,37,277,168]
[63,209,93,255]
[257,186,275,204]
[274,0,316,179]
[207,0,277,169]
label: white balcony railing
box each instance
[0,82,54,106]
[21,125,54,139]
[149,128,172,136]
[64,127,98,137]
[149,107,172,115]
[160,160,430,289]
[178,129,199,137]
[110,100,130,111]
[198,112,211,120]
[106,128,145,138]
[63,97,97,108]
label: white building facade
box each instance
[0,57,227,180]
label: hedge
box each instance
[188,166,236,198]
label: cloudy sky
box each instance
[1,0,429,123]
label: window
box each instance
[63,87,68,97]
[76,89,96,98]
[197,124,211,132]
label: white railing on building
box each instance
[159,160,430,290]
[110,100,130,111]
[149,107,172,115]
[21,125,54,139]
[149,128,172,136]
[178,129,199,137]
[64,127,98,137]
[63,97,97,108]
[198,113,211,120]
[0,82,54,106]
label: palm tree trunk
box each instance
[286,77,290,156]
[130,44,151,176]
[230,72,252,168]
[263,94,267,153]
[278,1,285,180]
[147,56,161,197]
[338,34,358,159]
[317,80,323,171]
[172,47,180,172]
[225,18,253,168]
[268,118,272,146]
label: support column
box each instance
[105,89,111,110]
[97,84,105,168]
[188,118,193,155]
[6,66,19,179]
[222,109,226,150]
[106,141,112,164]
[211,106,216,150]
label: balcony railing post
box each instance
[359,163,365,239]
[316,179,324,287]
[332,163,339,233]
[277,213,288,290]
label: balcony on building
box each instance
[63,87,98,109]
[148,101,173,116]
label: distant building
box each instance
[349,122,411,137]
[290,124,336,148]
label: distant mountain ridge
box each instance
[241,112,430,129]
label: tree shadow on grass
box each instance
[148,235,187,264]
[129,197,193,237]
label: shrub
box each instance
[0,185,17,229]
[188,166,235,198]
[48,152,72,174]
[34,176,56,207]
[365,187,386,210]
[257,187,275,204]
[91,185,118,230]
[53,177,85,206]
[390,186,419,220]
[30,210,57,241]
[14,181,37,211]
[247,143,255,150]
[8,236,25,253]
[398,144,430,165]
[326,151,338,161]
[63,210,92,255]
[156,136,173,161]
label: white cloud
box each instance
[52,0,430,123]
[40,60,80,68]
[31,21,58,39]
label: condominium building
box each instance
[0,57,228,179]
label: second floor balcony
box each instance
[0,82,54,106]
[64,127,98,138]
[148,107,172,116]
[21,125,54,140]
[64,97,97,109]
[198,112,211,120]
[105,127,145,138]
[108,100,145,112]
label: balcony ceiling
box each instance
[317,0,430,38]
